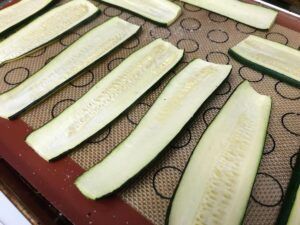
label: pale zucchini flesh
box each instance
[167,81,271,225]
[0,0,99,65]
[0,0,55,35]
[287,186,300,225]
[99,0,181,25]
[181,0,277,29]
[229,35,300,88]
[75,59,232,200]
[26,39,183,161]
[0,17,140,120]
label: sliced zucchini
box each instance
[75,59,232,200]
[0,0,56,36]
[99,0,181,25]
[0,17,140,120]
[277,153,300,225]
[167,81,272,225]
[287,186,300,225]
[0,0,99,65]
[26,39,183,161]
[181,0,277,29]
[229,35,300,88]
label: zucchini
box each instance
[99,0,181,25]
[167,81,272,225]
[277,153,300,225]
[181,0,277,29]
[75,59,232,200]
[229,35,300,88]
[26,39,183,161]
[0,0,99,65]
[287,186,300,225]
[0,0,56,36]
[0,17,140,120]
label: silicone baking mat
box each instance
[0,1,299,224]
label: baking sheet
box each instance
[0,1,299,224]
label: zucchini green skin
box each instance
[1,19,141,120]
[165,81,272,225]
[0,2,101,66]
[0,0,59,38]
[276,151,300,225]
[228,49,300,88]
[74,59,232,200]
[97,0,181,26]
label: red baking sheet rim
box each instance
[0,2,299,225]
[0,118,152,225]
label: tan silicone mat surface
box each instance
[0,1,299,224]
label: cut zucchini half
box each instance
[167,81,272,225]
[75,59,232,200]
[99,0,181,25]
[229,35,300,88]
[0,0,56,36]
[0,0,99,65]
[277,153,300,225]
[181,0,277,29]
[287,186,300,225]
[0,17,140,120]
[26,39,183,161]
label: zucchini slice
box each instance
[229,35,300,88]
[26,39,183,161]
[167,81,272,225]
[287,186,300,225]
[75,59,232,200]
[99,0,181,25]
[277,153,300,225]
[0,0,56,36]
[0,0,99,65]
[181,0,277,29]
[0,17,140,120]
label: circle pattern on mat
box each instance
[126,15,146,26]
[107,57,125,71]
[176,39,199,53]
[122,37,140,49]
[153,166,182,199]
[59,32,81,46]
[70,71,94,88]
[27,47,47,58]
[203,107,221,126]
[208,12,228,23]
[88,127,111,143]
[171,128,192,149]
[44,56,55,66]
[290,151,299,170]
[127,103,151,125]
[180,18,201,31]
[207,29,229,43]
[4,67,30,85]
[239,66,264,82]
[266,32,289,45]
[183,3,201,12]
[150,26,171,39]
[263,133,276,155]
[281,113,300,136]
[103,6,122,17]
[216,80,231,95]
[251,173,284,207]
[235,22,256,34]
[275,82,300,100]
[51,99,76,118]
[206,51,230,65]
